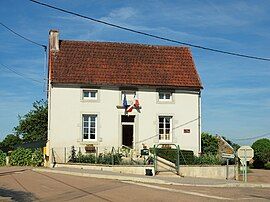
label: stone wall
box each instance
[179,165,236,180]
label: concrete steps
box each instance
[156,156,178,175]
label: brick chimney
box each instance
[49,30,59,51]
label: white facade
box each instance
[48,85,201,157]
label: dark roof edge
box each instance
[51,82,203,91]
[187,48,203,88]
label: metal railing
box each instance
[51,145,147,166]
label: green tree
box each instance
[252,138,270,168]
[0,134,22,152]
[14,100,48,143]
[201,132,218,155]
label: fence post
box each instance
[95,147,98,164]
[52,148,56,167]
[176,145,180,175]
[6,156,10,166]
[111,147,114,165]
[153,145,157,174]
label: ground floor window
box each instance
[82,114,97,141]
[159,116,172,141]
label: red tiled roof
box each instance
[50,40,203,89]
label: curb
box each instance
[33,168,270,188]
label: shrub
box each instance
[152,148,194,165]
[76,151,96,164]
[10,148,33,166]
[264,162,270,170]
[69,146,77,162]
[252,138,270,169]
[68,146,122,165]
[0,150,6,166]
[194,154,222,165]
[201,132,218,155]
[97,153,122,165]
[32,149,44,166]
[9,147,43,166]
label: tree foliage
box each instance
[252,138,270,168]
[0,150,6,166]
[201,132,218,155]
[14,100,48,143]
[0,134,22,152]
[10,147,33,166]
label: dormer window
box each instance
[83,90,98,100]
[158,92,172,101]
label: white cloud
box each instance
[108,7,136,20]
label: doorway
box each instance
[121,115,135,148]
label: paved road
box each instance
[0,168,269,201]
[248,169,270,184]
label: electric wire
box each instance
[0,63,43,84]
[232,132,270,141]
[135,117,199,145]
[0,22,48,92]
[29,0,270,62]
[0,22,47,50]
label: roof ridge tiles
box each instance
[59,39,191,50]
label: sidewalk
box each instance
[33,166,270,188]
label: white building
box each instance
[47,30,203,161]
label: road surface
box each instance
[0,168,269,201]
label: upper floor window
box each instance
[158,92,172,101]
[83,90,97,100]
[82,114,97,141]
[121,90,136,105]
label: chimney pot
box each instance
[49,30,59,51]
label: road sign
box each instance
[237,146,254,161]
[237,145,254,183]
[222,153,235,159]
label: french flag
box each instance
[123,94,128,109]
[133,94,140,108]
[127,105,133,112]
[126,94,140,112]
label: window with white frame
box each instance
[121,90,136,105]
[159,116,172,141]
[158,92,172,101]
[82,114,97,141]
[83,90,97,100]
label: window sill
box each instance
[157,100,174,104]
[78,140,98,145]
[80,99,99,103]
[158,140,173,144]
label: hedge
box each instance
[265,162,270,170]
[194,154,222,165]
[152,148,195,165]
[10,148,43,166]
[0,150,6,166]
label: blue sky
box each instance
[0,0,269,145]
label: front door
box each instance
[121,115,135,148]
[122,125,133,148]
